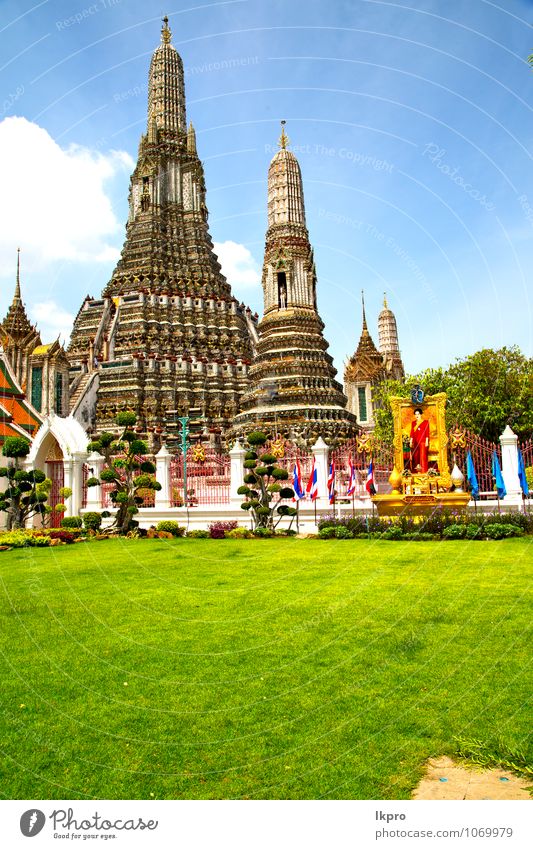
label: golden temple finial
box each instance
[383,292,388,309]
[161,15,172,44]
[361,290,367,330]
[278,120,290,150]
[14,248,21,302]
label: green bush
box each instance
[225,527,253,539]
[254,527,274,538]
[116,411,137,427]
[442,524,466,540]
[319,527,336,539]
[83,512,103,532]
[465,523,482,540]
[185,529,209,539]
[485,523,524,540]
[156,521,185,537]
[61,516,83,529]
[403,532,435,541]
[0,530,51,548]
[380,526,403,540]
[335,526,354,539]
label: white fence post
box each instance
[312,436,330,504]
[499,425,522,503]
[229,440,246,504]
[85,451,105,510]
[155,444,172,509]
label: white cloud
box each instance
[31,300,75,347]
[0,116,133,275]
[213,240,260,292]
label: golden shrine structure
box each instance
[372,391,471,516]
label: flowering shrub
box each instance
[208,520,238,539]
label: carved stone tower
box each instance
[378,294,404,380]
[233,124,357,444]
[68,18,256,445]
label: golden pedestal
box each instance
[372,491,471,517]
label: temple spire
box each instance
[14,248,21,303]
[267,125,306,228]
[278,120,289,150]
[147,13,186,135]
[161,15,172,43]
[361,290,367,330]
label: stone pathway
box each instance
[413,756,531,800]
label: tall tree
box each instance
[0,437,49,529]
[86,412,161,534]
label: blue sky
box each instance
[1,0,532,379]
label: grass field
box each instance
[0,537,531,800]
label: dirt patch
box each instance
[413,756,531,800]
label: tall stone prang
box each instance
[67,17,256,446]
[378,293,404,380]
[233,123,357,445]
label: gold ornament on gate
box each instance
[192,444,206,463]
[449,427,466,449]
[270,437,285,458]
[357,434,374,454]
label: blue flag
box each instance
[492,451,506,499]
[517,448,529,497]
[466,451,479,500]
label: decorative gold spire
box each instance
[14,248,21,303]
[161,15,172,44]
[361,290,367,330]
[278,120,289,150]
[383,292,388,309]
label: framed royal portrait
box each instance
[389,393,451,488]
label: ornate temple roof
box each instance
[345,294,385,383]
[1,250,40,346]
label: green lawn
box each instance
[0,538,531,800]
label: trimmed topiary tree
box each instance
[238,431,297,530]
[0,437,50,530]
[86,412,161,534]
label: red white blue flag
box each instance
[346,459,356,496]
[328,461,336,503]
[306,459,318,500]
[366,459,376,495]
[292,460,305,500]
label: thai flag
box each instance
[328,461,336,503]
[366,459,376,496]
[306,459,318,500]
[346,459,356,496]
[292,460,305,500]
